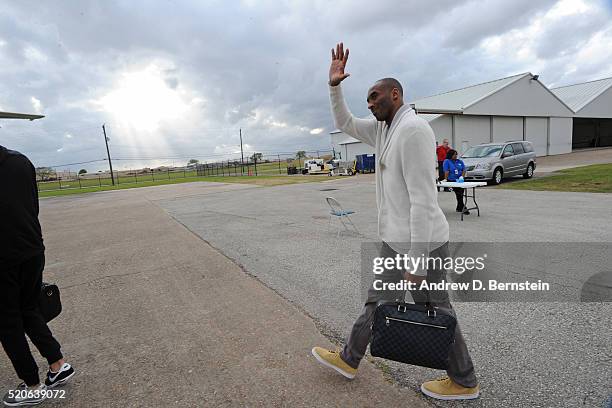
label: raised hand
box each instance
[329,42,350,86]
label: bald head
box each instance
[367,77,405,125]
[375,78,403,97]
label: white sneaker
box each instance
[2,383,47,406]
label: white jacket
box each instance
[330,84,449,275]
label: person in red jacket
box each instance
[436,139,451,191]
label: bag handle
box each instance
[396,286,437,316]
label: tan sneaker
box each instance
[311,347,357,379]
[421,376,479,400]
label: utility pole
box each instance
[240,128,244,176]
[102,124,115,186]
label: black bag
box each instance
[370,300,457,370]
[39,282,62,322]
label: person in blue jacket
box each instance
[443,149,469,215]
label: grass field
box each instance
[39,162,612,198]
[38,174,341,198]
[37,161,304,192]
[497,163,612,193]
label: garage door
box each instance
[525,117,548,156]
[454,116,490,150]
[492,116,523,143]
[549,117,572,155]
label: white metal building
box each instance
[330,130,374,161]
[411,72,574,156]
[329,72,582,158]
[551,77,612,149]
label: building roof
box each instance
[417,113,443,122]
[551,76,612,112]
[337,137,361,145]
[411,73,530,114]
[331,112,443,136]
[0,111,45,120]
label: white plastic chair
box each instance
[326,197,359,236]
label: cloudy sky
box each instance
[0,0,611,171]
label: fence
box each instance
[36,150,335,192]
[196,157,306,177]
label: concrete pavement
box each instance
[534,147,612,174]
[157,176,612,408]
[0,182,431,407]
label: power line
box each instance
[111,148,332,161]
[41,159,107,168]
[40,147,336,169]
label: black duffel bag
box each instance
[370,300,456,370]
[39,282,62,323]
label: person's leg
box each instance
[20,254,63,368]
[341,241,406,367]
[454,187,464,211]
[413,243,477,389]
[0,262,41,387]
[339,302,377,368]
[313,242,403,377]
[443,315,477,387]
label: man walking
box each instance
[311,43,479,400]
[0,145,75,406]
